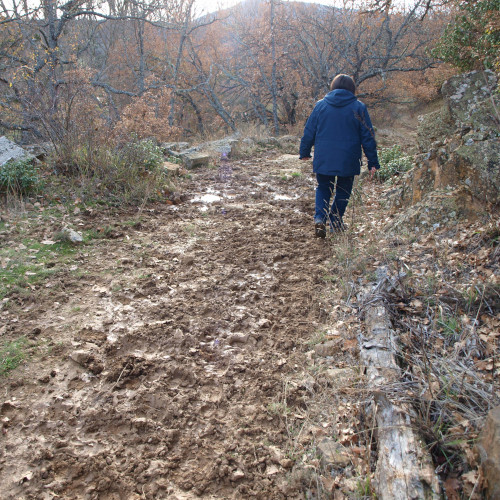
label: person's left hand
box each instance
[369,167,376,180]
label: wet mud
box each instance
[1,153,342,499]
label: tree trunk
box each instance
[270,0,279,135]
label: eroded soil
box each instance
[1,153,362,499]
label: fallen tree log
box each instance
[360,268,440,500]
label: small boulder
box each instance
[163,161,182,175]
[58,227,83,244]
[23,142,53,161]
[280,458,294,469]
[161,142,190,155]
[181,255,195,266]
[231,469,245,481]
[317,438,351,468]
[278,135,300,144]
[277,135,300,152]
[256,137,280,147]
[69,349,104,374]
[0,136,33,167]
[227,333,248,345]
[202,137,239,156]
[266,464,280,476]
[231,469,246,481]
[268,445,283,463]
[70,350,93,366]
[257,317,271,329]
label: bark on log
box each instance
[360,269,440,500]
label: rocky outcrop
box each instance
[387,70,499,231]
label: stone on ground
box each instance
[317,438,351,468]
[59,227,83,243]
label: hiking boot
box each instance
[315,222,326,238]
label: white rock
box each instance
[227,333,249,345]
[0,136,33,167]
[266,464,280,476]
[60,227,83,243]
[231,469,245,481]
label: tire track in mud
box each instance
[1,154,336,499]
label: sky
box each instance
[192,0,347,16]
[192,0,415,15]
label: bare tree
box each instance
[284,0,439,101]
[269,0,279,134]
[0,0,444,144]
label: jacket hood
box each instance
[323,89,357,107]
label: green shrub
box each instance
[167,155,183,165]
[432,0,500,72]
[53,137,170,204]
[0,158,40,195]
[377,145,413,182]
[122,139,164,172]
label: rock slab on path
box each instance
[180,152,211,169]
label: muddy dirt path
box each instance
[1,152,364,499]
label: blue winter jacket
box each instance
[299,89,380,176]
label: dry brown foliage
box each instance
[113,89,182,142]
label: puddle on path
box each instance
[274,194,297,201]
[191,194,222,204]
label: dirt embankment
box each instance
[1,153,357,499]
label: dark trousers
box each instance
[314,174,354,229]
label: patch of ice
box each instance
[274,194,295,200]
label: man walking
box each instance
[300,74,380,238]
